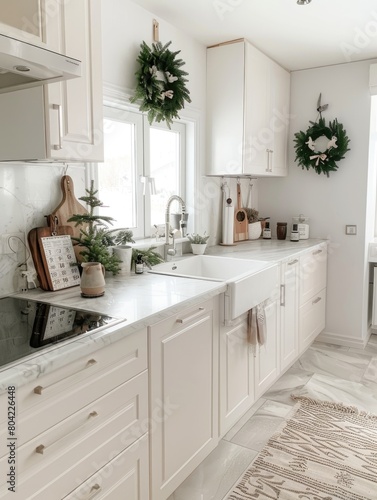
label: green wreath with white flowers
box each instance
[294,117,350,177]
[130,41,191,128]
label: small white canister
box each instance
[292,214,310,239]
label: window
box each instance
[96,105,186,239]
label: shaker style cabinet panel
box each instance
[206,39,290,177]
[280,258,299,371]
[299,243,328,352]
[149,299,218,500]
[219,313,255,436]
[0,0,103,162]
[254,298,280,399]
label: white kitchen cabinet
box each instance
[299,243,328,351]
[0,326,149,500]
[254,298,280,399]
[0,0,103,162]
[0,0,43,45]
[219,313,255,436]
[206,39,290,177]
[280,257,299,371]
[149,299,218,500]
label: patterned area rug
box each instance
[226,396,377,500]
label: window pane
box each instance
[98,118,137,228]
[150,127,180,226]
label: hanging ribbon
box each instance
[310,153,327,166]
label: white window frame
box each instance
[88,87,192,241]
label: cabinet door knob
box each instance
[312,296,322,305]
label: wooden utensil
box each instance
[234,181,248,242]
[48,175,88,260]
[48,175,88,237]
[28,223,74,291]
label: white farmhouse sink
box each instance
[149,255,278,320]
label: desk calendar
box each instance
[40,235,81,291]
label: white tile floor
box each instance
[167,334,377,500]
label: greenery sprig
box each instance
[294,117,350,177]
[130,41,191,127]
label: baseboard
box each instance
[316,330,370,349]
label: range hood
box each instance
[0,33,81,93]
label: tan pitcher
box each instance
[80,262,106,298]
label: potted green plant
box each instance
[244,208,262,240]
[187,232,210,255]
[68,181,135,275]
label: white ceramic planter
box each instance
[248,221,262,240]
[191,243,207,255]
[112,245,132,275]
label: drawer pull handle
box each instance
[34,410,99,456]
[313,249,323,255]
[52,103,63,150]
[312,297,322,305]
[35,444,45,454]
[33,359,98,395]
[176,307,205,324]
[288,259,298,265]
[87,484,102,499]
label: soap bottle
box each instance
[290,223,300,242]
[135,254,144,274]
[262,221,271,239]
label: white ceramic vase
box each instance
[248,221,262,240]
[112,245,133,276]
[191,243,207,255]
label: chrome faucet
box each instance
[165,195,186,259]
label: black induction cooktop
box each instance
[0,297,119,370]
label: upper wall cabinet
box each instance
[206,39,290,177]
[0,0,44,44]
[0,0,104,162]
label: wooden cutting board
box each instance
[48,175,88,260]
[28,225,75,291]
[48,175,88,237]
[234,182,248,242]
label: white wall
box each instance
[101,0,256,245]
[259,59,376,347]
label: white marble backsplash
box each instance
[0,163,86,296]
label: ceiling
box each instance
[129,0,377,71]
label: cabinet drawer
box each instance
[0,370,148,499]
[63,433,149,500]
[299,288,326,352]
[299,244,327,305]
[0,327,147,451]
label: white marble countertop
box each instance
[1,238,326,391]
[206,238,327,262]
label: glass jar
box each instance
[276,222,287,240]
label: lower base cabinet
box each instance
[299,288,326,352]
[148,299,218,500]
[254,299,280,399]
[219,313,255,436]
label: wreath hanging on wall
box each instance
[130,41,191,128]
[293,95,350,177]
